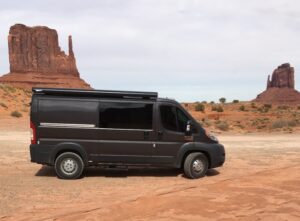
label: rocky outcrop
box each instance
[255,63,300,104]
[266,63,294,89]
[0,24,90,89]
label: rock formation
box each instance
[266,63,294,89]
[0,24,91,89]
[254,63,300,104]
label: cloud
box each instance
[0,0,299,101]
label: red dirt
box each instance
[0,129,299,221]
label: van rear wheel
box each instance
[184,152,208,179]
[55,152,84,179]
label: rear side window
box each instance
[160,105,191,132]
[99,102,153,129]
[38,98,99,124]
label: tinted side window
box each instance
[99,102,153,129]
[176,108,189,132]
[39,99,99,124]
[160,105,192,132]
[160,105,177,131]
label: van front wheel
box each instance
[55,152,84,179]
[184,152,208,179]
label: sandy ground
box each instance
[0,129,299,221]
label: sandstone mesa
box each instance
[254,63,300,104]
[0,24,90,89]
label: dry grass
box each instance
[10,110,22,118]
[271,119,298,129]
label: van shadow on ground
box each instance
[35,166,219,178]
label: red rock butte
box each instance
[254,63,300,104]
[0,24,91,89]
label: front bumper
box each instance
[209,143,225,168]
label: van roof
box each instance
[32,88,158,100]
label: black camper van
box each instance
[30,88,225,179]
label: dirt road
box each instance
[0,130,299,221]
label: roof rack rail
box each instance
[32,88,158,100]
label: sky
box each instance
[0,0,299,102]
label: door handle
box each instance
[158,131,163,139]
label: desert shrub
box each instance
[258,106,270,113]
[233,100,239,103]
[236,124,245,129]
[195,103,205,112]
[234,121,244,129]
[201,101,207,104]
[202,118,212,127]
[0,102,8,109]
[216,121,229,131]
[219,97,226,104]
[271,119,298,129]
[277,105,289,110]
[11,110,22,118]
[210,101,215,104]
[257,125,266,129]
[211,105,224,112]
[264,104,272,109]
[251,102,257,109]
[239,105,245,111]
[217,106,224,112]
[0,84,16,93]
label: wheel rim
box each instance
[60,158,78,175]
[192,159,205,173]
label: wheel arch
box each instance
[175,142,212,169]
[51,142,88,166]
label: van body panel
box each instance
[29,88,225,174]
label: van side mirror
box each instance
[185,120,192,136]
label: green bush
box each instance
[239,105,245,111]
[216,121,229,131]
[233,100,239,103]
[219,97,226,104]
[212,105,224,112]
[195,103,205,112]
[210,101,215,104]
[11,111,22,118]
[251,102,256,108]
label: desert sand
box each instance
[0,124,299,221]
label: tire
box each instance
[183,152,208,179]
[54,152,84,179]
